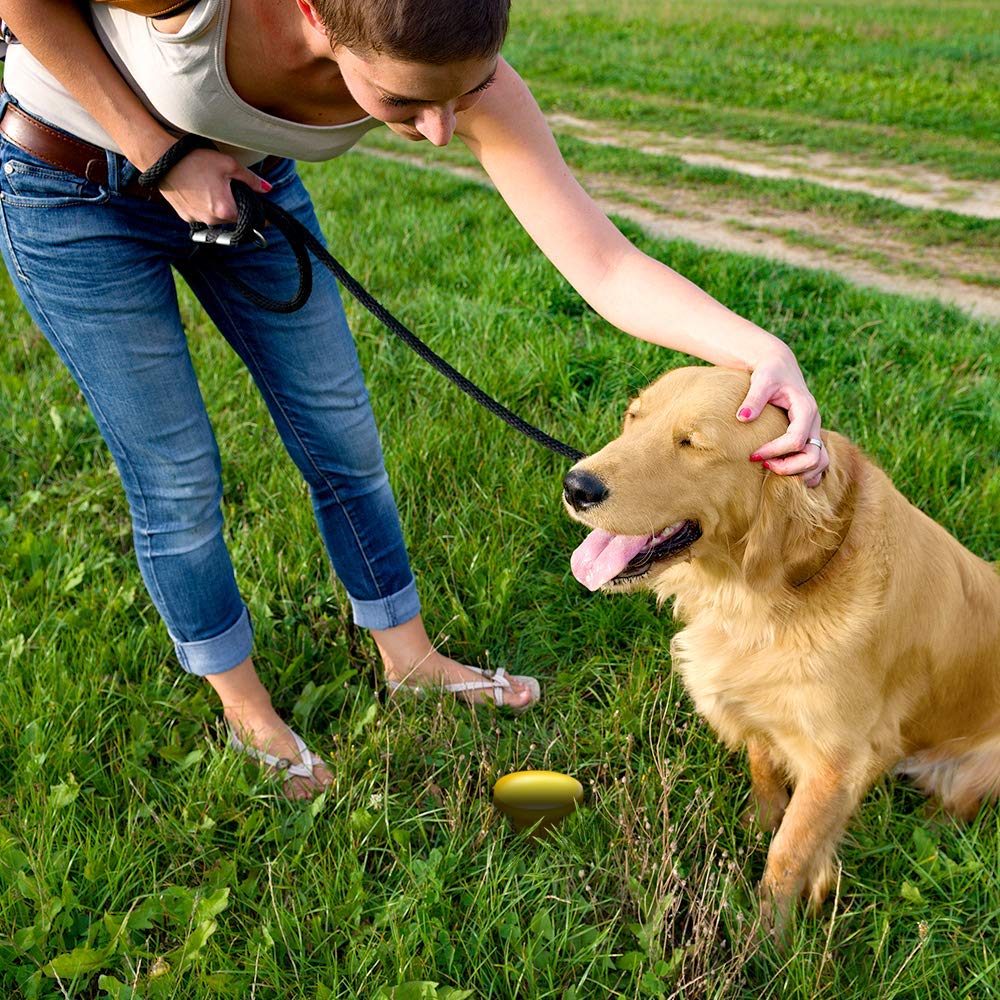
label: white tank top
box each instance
[3,0,381,165]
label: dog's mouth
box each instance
[570,520,702,591]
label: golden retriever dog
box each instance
[563,366,1000,936]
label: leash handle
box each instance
[200,180,587,462]
[189,181,268,247]
[137,137,267,248]
[193,182,314,314]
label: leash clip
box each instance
[190,224,267,249]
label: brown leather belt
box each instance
[0,100,165,200]
[0,98,282,201]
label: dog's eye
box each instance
[678,436,692,447]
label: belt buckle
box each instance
[84,159,106,185]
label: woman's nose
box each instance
[413,106,457,146]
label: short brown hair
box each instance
[313,0,510,64]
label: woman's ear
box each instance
[295,0,326,34]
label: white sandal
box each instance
[386,664,541,715]
[228,726,324,781]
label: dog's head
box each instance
[563,366,848,596]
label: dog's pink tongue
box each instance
[571,528,652,591]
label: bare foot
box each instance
[373,616,538,711]
[384,647,535,710]
[205,657,333,800]
[226,705,334,800]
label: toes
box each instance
[505,682,529,706]
[504,678,536,709]
[283,778,311,801]
[285,779,323,801]
[282,764,333,801]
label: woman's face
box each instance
[333,47,498,146]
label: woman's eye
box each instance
[469,76,496,97]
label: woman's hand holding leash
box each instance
[148,141,272,227]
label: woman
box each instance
[0,0,828,797]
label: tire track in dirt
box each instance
[588,187,1000,322]
[548,113,1000,221]
[358,133,1000,322]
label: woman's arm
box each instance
[458,59,827,482]
[0,0,269,222]
[1,0,174,169]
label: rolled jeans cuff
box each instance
[171,606,254,676]
[350,578,421,631]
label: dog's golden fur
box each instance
[565,366,1000,933]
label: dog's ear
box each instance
[741,472,797,591]
[741,471,841,591]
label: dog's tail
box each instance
[895,728,1000,821]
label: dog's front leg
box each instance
[746,735,790,832]
[757,754,874,944]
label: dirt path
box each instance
[590,188,1000,322]
[359,119,1000,322]
[548,114,1000,221]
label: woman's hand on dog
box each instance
[737,349,829,488]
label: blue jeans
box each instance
[0,108,420,675]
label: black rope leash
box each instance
[137,133,216,187]
[139,140,586,463]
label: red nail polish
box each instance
[261,180,273,192]
[761,461,771,470]
[739,408,752,420]
[750,454,763,462]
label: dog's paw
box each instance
[741,789,788,833]
[757,860,834,949]
[756,887,795,953]
[803,858,837,914]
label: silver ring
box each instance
[807,437,824,450]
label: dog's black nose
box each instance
[563,469,610,511]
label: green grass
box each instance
[362,127,1000,263]
[2,152,998,998]
[508,0,1000,179]
[2,0,1000,995]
